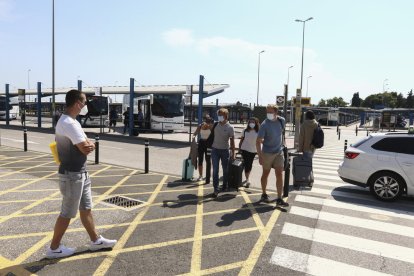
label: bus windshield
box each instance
[87,96,108,116]
[151,94,184,118]
[0,97,12,111]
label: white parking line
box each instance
[2,137,39,144]
[270,247,390,276]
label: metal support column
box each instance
[198,75,204,125]
[129,78,134,136]
[5,84,10,125]
[37,82,42,128]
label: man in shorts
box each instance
[256,104,289,207]
[47,89,117,259]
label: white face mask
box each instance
[79,104,88,116]
[266,113,275,120]
[218,116,224,122]
[249,123,255,128]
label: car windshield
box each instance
[151,94,184,117]
[351,136,372,148]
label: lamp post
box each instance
[383,78,388,92]
[52,0,56,128]
[256,50,265,106]
[306,75,312,97]
[284,65,293,122]
[27,69,31,101]
[294,16,313,149]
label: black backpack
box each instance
[206,122,218,148]
[311,123,324,148]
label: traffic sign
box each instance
[18,89,25,102]
[276,96,285,105]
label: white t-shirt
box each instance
[55,114,88,173]
[240,129,258,153]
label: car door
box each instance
[396,137,414,192]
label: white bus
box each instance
[0,96,18,120]
[79,95,110,128]
[123,93,185,132]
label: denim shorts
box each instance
[58,171,92,218]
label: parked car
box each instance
[338,133,414,201]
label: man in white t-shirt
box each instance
[47,90,117,259]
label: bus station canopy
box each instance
[2,84,230,97]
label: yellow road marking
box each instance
[240,190,265,232]
[93,175,168,276]
[0,171,56,197]
[190,181,204,274]
[238,199,286,275]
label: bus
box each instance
[123,93,185,132]
[79,95,109,128]
[0,96,18,120]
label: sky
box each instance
[0,0,413,105]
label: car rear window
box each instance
[371,137,414,154]
[351,136,372,148]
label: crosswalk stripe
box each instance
[282,223,414,264]
[295,195,414,221]
[289,206,414,238]
[312,163,339,170]
[312,173,341,181]
[312,179,360,188]
[270,246,390,276]
[313,168,338,176]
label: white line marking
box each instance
[289,206,414,238]
[295,195,414,221]
[270,246,390,276]
[282,223,414,264]
[2,137,39,144]
[100,145,124,150]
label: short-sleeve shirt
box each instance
[212,122,234,150]
[241,129,258,153]
[257,117,285,153]
[55,114,88,173]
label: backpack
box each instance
[311,123,324,148]
[206,122,218,148]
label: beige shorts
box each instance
[262,152,284,170]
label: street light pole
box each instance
[284,65,293,122]
[383,78,388,92]
[52,0,56,128]
[294,16,313,149]
[256,50,265,106]
[306,75,312,97]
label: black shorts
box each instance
[198,140,209,166]
[110,120,117,127]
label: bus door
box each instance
[134,94,153,129]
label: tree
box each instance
[396,93,406,108]
[351,92,362,107]
[318,99,326,107]
[407,90,414,108]
[326,97,348,107]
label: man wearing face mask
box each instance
[256,104,289,207]
[46,90,117,259]
[211,108,235,198]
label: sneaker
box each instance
[197,176,203,181]
[90,235,117,251]
[46,244,75,259]
[261,193,270,203]
[276,198,289,208]
[245,181,250,188]
[221,186,229,192]
[211,191,219,198]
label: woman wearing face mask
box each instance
[238,117,260,188]
[193,115,213,181]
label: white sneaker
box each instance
[46,244,75,259]
[245,180,250,188]
[90,235,117,251]
[197,176,203,181]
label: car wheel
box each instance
[369,172,404,202]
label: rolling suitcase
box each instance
[292,155,313,187]
[228,154,244,190]
[182,158,194,181]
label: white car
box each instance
[338,133,414,201]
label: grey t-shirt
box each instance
[257,117,285,153]
[55,114,87,173]
[212,122,235,150]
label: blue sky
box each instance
[1,0,413,105]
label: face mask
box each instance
[267,113,275,120]
[249,123,255,128]
[79,104,88,116]
[218,116,224,122]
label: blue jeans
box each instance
[211,148,230,192]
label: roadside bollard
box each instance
[23,128,28,152]
[367,129,369,136]
[145,140,149,174]
[337,125,339,134]
[355,125,358,136]
[344,139,348,152]
[95,135,99,164]
[338,129,341,140]
[205,148,212,184]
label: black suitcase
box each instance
[292,155,313,187]
[228,154,244,190]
